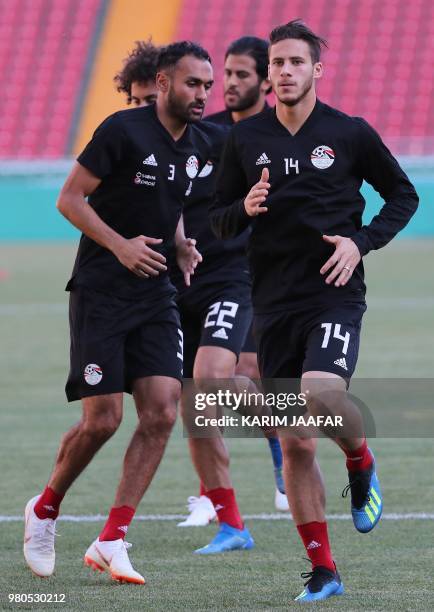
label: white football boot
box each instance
[24,495,56,577]
[274,488,290,512]
[84,538,145,585]
[177,495,217,527]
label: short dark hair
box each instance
[114,40,160,104]
[269,19,328,63]
[225,36,269,82]
[157,41,211,72]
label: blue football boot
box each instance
[294,565,344,602]
[342,450,383,533]
[194,523,254,555]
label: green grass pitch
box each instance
[0,241,433,610]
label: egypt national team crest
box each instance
[186,155,199,179]
[311,145,335,169]
[198,161,213,178]
[84,363,103,385]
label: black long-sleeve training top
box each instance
[210,100,419,313]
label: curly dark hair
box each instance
[114,40,160,104]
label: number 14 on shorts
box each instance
[321,323,350,355]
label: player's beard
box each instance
[279,74,314,107]
[225,81,261,112]
[167,88,204,124]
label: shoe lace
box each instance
[300,568,326,591]
[300,562,334,592]
[341,479,357,498]
[342,472,371,508]
[34,520,58,553]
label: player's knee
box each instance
[150,403,178,434]
[81,395,123,440]
[193,361,235,380]
[281,437,316,464]
[140,397,178,435]
[83,411,122,441]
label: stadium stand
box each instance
[0,0,432,157]
[73,0,181,155]
[176,0,434,155]
[0,0,103,159]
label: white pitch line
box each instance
[1,512,433,522]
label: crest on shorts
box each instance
[84,363,103,385]
[311,145,335,169]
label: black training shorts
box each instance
[178,281,253,378]
[65,286,183,401]
[254,301,366,382]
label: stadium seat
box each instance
[0,0,103,159]
[175,0,433,155]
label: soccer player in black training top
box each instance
[114,39,159,107]
[178,37,289,540]
[23,42,213,585]
[211,21,418,601]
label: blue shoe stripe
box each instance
[194,524,254,555]
[350,452,383,533]
[295,580,344,602]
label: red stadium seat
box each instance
[0,0,103,159]
[175,0,432,155]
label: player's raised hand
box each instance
[176,237,203,287]
[244,167,270,217]
[114,235,167,278]
[320,235,361,287]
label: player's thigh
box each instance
[81,393,124,434]
[65,288,129,402]
[302,302,366,382]
[132,375,181,430]
[194,345,237,379]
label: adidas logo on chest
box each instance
[256,152,271,165]
[143,154,158,166]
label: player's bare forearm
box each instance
[57,163,166,278]
[57,189,125,256]
[56,162,125,256]
[174,214,186,246]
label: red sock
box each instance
[343,439,373,472]
[206,488,243,530]
[34,486,64,520]
[99,506,135,541]
[199,482,207,497]
[297,521,334,571]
